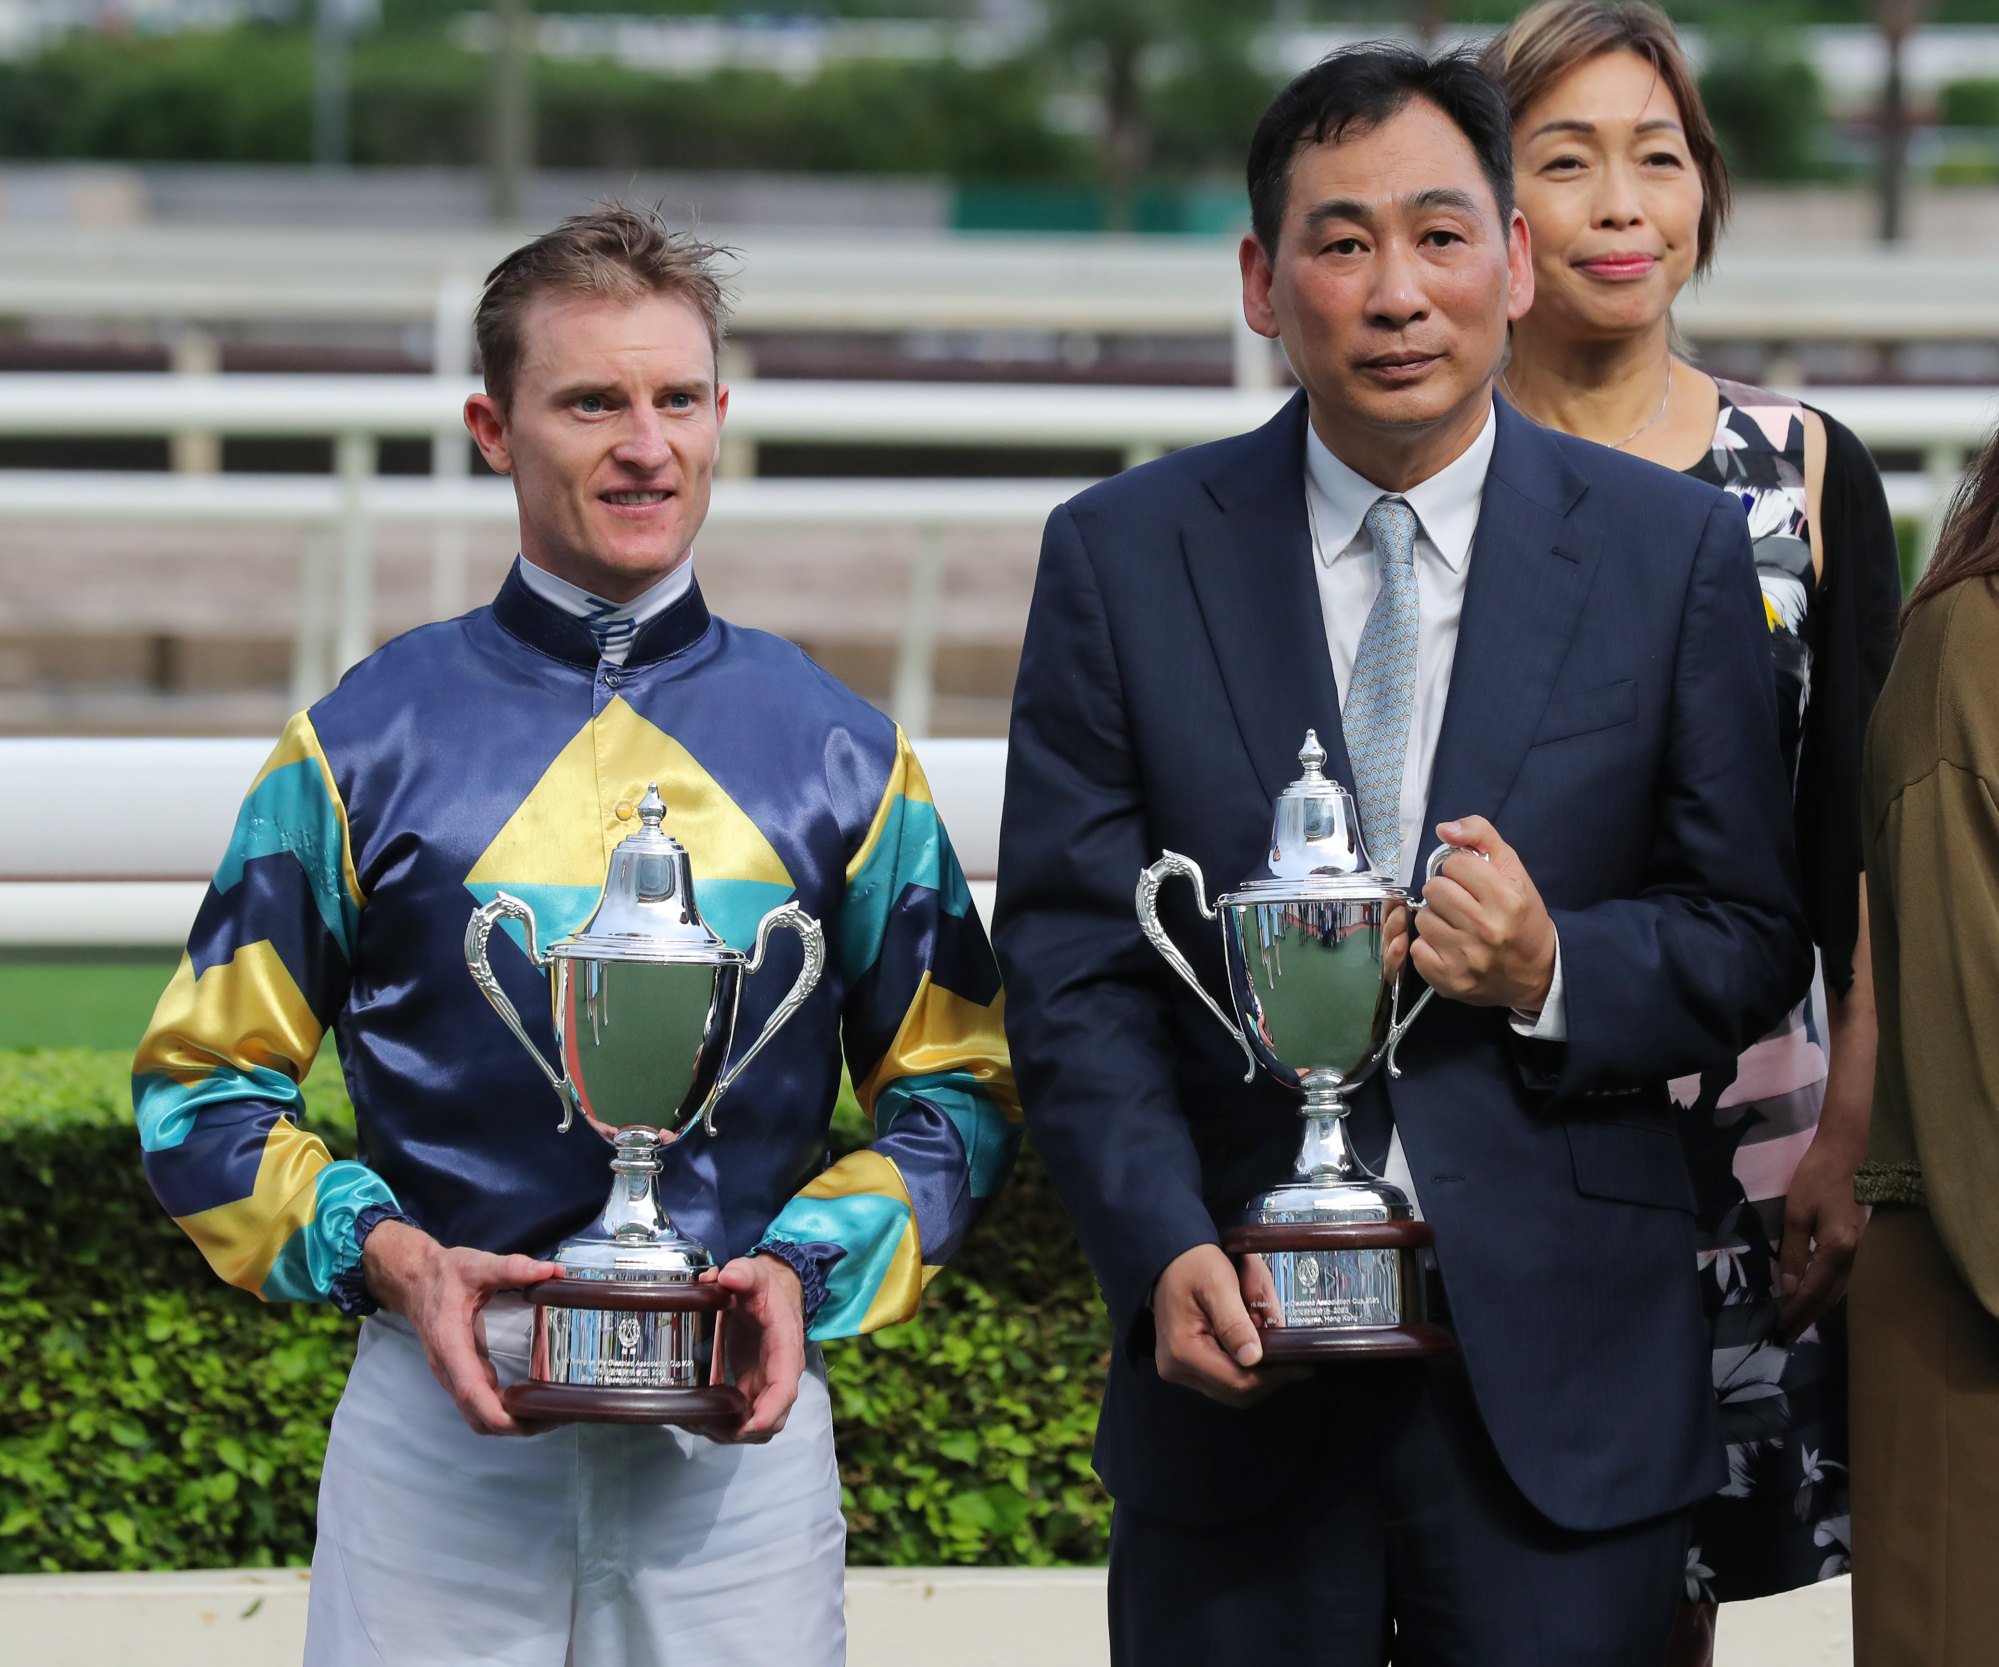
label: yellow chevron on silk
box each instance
[855,972,1018,1125]
[135,941,321,1089]
[465,697,795,950]
[764,724,1020,1340]
[844,728,935,887]
[790,1148,927,1334]
[176,1115,341,1294]
[132,712,399,1309]
[468,697,792,888]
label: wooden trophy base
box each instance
[500,1279,750,1429]
[501,1381,750,1427]
[1224,1219,1456,1361]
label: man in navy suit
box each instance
[992,46,1810,1666]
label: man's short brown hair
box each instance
[475,204,734,408]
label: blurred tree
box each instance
[1939,77,1999,128]
[490,0,534,220]
[376,0,976,17]
[1874,0,1932,241]
[314,0,352,166]
[4,31,319,163]
[0,29,1076,178]
[1041,0,1275,231]
[1317,0,1974,19]
[1700,29,1826,182]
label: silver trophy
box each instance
[1136,732,1456,1360]
[465,784,825,1424]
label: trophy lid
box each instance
[1231,730,1388,896]
[552,785,737,962]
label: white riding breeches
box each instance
[304,1298,847,1667]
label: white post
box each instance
[718,341,757,480]
[1763,344,1805,391]
[168,324,221,475]
[1919,439,1963,576]
[1232,311,1274,390]
[291,527,339,710]
[891,531,946,739]
[333,430,378,674]
[430,274,479,621]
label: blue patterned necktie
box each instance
[1344,495,1421,877]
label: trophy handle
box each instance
[465,891,580,1132]
[702,901,827,1135]
[1136,852,1256,1084]
[1384,842,1489,1080]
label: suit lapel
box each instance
[1419,401,1597,872]
[1182,392,1352,806]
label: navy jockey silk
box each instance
[134,565,1020,1337]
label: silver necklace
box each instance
[1502,357,1675,451]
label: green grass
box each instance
[0,958,178,1053]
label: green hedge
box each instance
[0,1049,1111,1572]
[1940,78,1999,130]
[0,29,1079,177]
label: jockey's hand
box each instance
[362,1218,563,1437]
[702,1252,808,1443]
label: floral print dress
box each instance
[1672,380,1849,1603]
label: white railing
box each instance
[0,736,1007,950]
[0,467,1082,731]
[5,372,1988,459]
[8,228,1999,365]
[1,375,1987,714]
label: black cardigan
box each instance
[1686,406,1899,995]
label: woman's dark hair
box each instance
[1246,44,1516,254]
[1906,431,1999,622]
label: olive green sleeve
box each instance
[1870,759,1999,1315]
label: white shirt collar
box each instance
[515,554,693,628]
[1302,398,1496,573]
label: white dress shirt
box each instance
[515,554,695,666]
[1302,401,1566,1212]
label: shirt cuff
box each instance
[331,1202,420,1318]
[1509,932,1567,1042]
[752,1237,844,1327]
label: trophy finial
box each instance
[1268,727,1369,878]
[638,783,666,827]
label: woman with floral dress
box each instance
[1481,5,1902,1662]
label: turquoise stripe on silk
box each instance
[132,1063,302,1155]
[766,1191,911,1341]
[839,797,971,980]
[693,878,799,955]
[463,881,598,962]
[875,1071,1019,1201]
[463,878,792,962]
[216,760,360,960]
[260,1161,401,1303]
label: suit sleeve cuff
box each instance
[1509,930,1567,1042]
